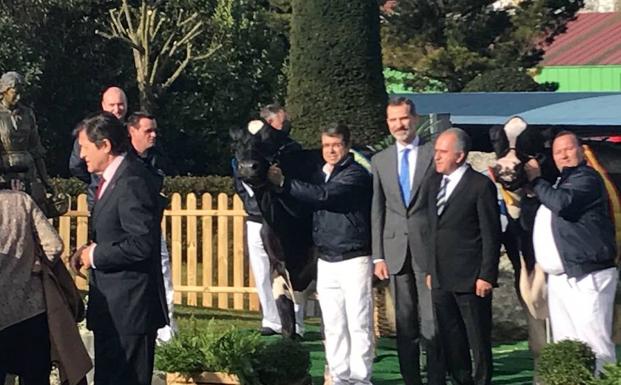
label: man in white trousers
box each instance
[233,103,304,336]
[525,131,618,373]
[268,122,374,385]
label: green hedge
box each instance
[51,175,235,198]
[538,339,596,385]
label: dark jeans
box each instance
[390,257,446,385]
[0,313,51,385]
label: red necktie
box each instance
[95,177,106,201]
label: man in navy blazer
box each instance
[73,112,168,385]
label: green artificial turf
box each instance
[173,306,534,384]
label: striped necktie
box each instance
[436,176,449,216]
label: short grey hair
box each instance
[259,103,284,120]
[0,71,24,94]
[442,127,472,158]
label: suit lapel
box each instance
[408,138,432,208]
[92,157,130,226]
[428,172,441,227]
[385,145,404,207]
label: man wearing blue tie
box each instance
[371,97,446,385]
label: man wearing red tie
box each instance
[73,112,168,385]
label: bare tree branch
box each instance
[194,44,223,61]
[99,0,217,111]
[96,29,145,54]
[160,44,192,91]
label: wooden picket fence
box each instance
[56,193,260,312]
[57,193,396,335]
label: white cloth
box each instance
[548,267,618,373]
[396,136,420,188]
[317,256,374,385]
[247,221,304,334]
[157,235,177,343]
[442,163,469,201]
[533,205,564,274]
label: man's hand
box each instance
[425,274,432,290]
[10,179,25,191]
[70,244,88,279]
[524,159,541,182]
[267,164,284,187]
[475,279,493,298]
[374,260,390,280]
[80,244,94,270]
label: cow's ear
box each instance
[230,127,245,142]
[541,127,556,148]
[248,120,266,135]
[489,125,508,157]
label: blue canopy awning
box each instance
[399,92,621,128]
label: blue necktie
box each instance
[399,148,411,205]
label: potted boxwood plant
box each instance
[155,321,311,385]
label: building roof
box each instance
[542,12,621,66]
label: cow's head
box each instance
[489,116,553,191]
[231,120,295,189]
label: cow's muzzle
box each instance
[492,163,529,191]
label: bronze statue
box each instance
[0,71,66,217]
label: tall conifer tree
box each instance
[287,0,387,147]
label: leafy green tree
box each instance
[287,0,387,148]
[463,67,558,92]
[382,0,583,92]
[0,0,288,176]
[0,0,134,176]
[156,0,289,174]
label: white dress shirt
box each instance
[442,163,469,201]
[396,136,420,188]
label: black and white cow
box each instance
[231,120,320,338]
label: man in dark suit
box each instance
[371,97,445,385]
[426,128,501,385]
[73,112,168,385]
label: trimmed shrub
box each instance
[287,0,387,148]
[538,339,596,385]
[597,362,621,385]
[51,175,235,199]
[155,321,311,385]
[255,338,311,385]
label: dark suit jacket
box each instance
[371,138,435,273]
[86,154,168,335]
[427,167,501,293]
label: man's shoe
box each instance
[259,327,279,336]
